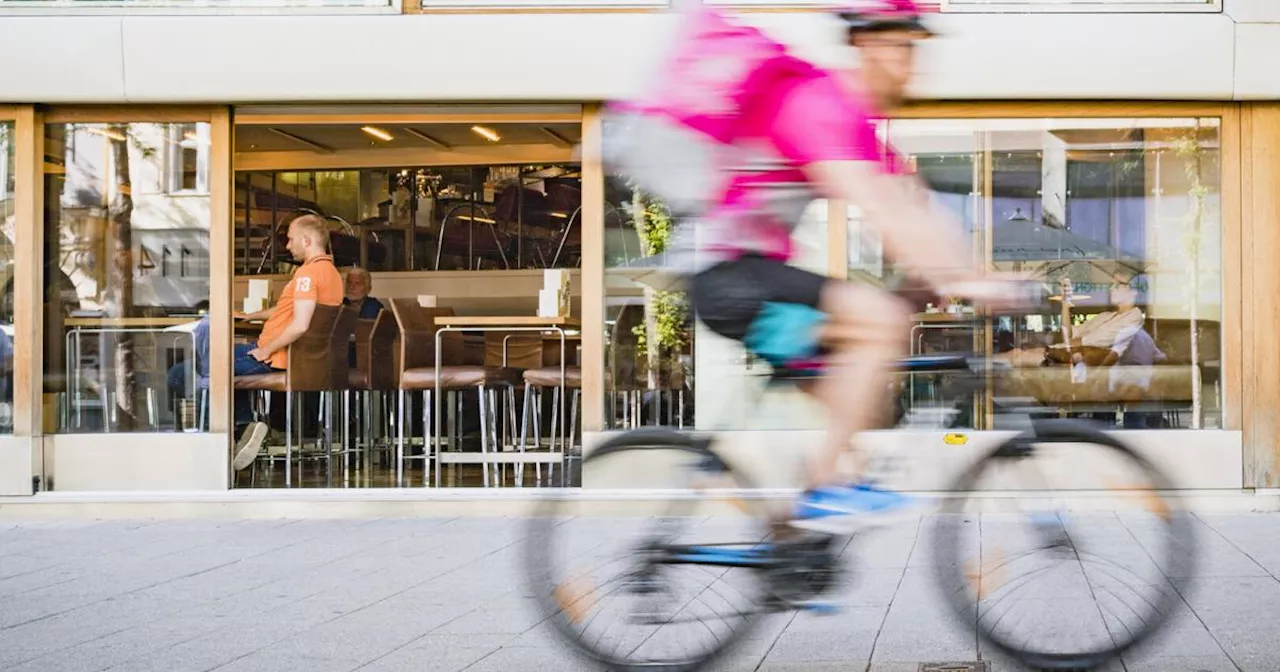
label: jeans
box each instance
[234,343,279,428]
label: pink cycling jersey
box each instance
[687,60,905,266]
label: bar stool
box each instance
[387,300,522,487]
[324,306,360,485]
[233,304,349,487]
[519,364,582,486]
[346,311,398,486]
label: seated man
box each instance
[231,214,343,470]
[995,285,1144,367]
[343,266,384,320]
[342,266,384,367]
[166,314,210,406]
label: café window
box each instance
[42,121,212,434]
[881,117,1223,431]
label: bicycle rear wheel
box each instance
[523,428,773,672]
[932,420,1198,670]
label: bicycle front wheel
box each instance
[931,420,1198,670]
[522,428,774,672]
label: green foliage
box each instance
[625,191,691,364]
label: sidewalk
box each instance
[0,513,1275,672]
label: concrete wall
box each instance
[582,428,1245,491]
[0,3,1275,103]
[45,433,230,491]
[0,436,36,495]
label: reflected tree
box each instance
[625,190,689,392]
[1172,122,1212,428]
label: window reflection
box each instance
[884,118,1223,430]
[601,178,829,432]
[42,122,212,434]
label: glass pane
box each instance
[869,121,986,429]
[233,121,583,275]
[43,122,212,434]
[991,118,1222,430]
[602,177,829,432]
[0,122,13,433]
[882,117,1223,431]
[603,178,693,430]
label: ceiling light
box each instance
[87,127,127,143]
[471,125,501,143]
[456,215,497,224]
[361,126,394,142]
[548,211,569,219]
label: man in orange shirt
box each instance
[231,214,343,469]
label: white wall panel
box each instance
[0,11,1258,103]
[1225,0,1280,23]
[0,17,125,101]
[47,433,229,491]
[1234,24,1280,99]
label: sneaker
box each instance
[233,422,268,471]
[790,482,915,534]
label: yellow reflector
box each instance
[943,433,968,446]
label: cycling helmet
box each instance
[838,0,934,36]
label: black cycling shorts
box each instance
[689,255,829,365]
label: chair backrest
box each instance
[353,310,400,390]
[328,305,359,390]
[388,299,466,376]
[285,303,341,392]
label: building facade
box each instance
[0,0,1278,496]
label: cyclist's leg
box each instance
[806,281,912,487]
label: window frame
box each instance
[164,123,211,195]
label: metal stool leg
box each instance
[285,391,294,488]
[341,390,351,487]
[395,389,407,488]
[478,386,490,487]
[427,386,437,486]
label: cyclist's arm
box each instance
[803,159,979,293]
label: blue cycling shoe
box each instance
[791,482,915,534]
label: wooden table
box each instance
[431,315,581,488]
[65,316,199,328]
[233,320,265,341]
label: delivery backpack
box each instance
[602,5,818,218]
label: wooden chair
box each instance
[233,304,354,487]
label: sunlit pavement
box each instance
[0,513,1277,671]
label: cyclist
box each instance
[683,0,1020,531]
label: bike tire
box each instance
[522,428,771,672]
[931,420,1198,671]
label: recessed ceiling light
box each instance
[470,125,501,143]
[361,126,394,142]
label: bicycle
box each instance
[523,329,1199,672]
